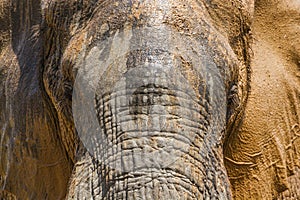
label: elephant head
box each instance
[41,0,252,199]
[0,0,253,199]
[3,0,299,199]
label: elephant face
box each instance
[2,0,300,199]
[0,0,255,199]
[45,1,252,199]
[71,26,231,198]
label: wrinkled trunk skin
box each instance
[0,0,253,199]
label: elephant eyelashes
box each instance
[226,84,239,120]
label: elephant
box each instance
[0,0,299,199]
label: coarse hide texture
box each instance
[0,0,299,199]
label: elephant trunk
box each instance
[94,67,231,199]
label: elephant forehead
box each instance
[78,25,228,95]
[44,0,249,84]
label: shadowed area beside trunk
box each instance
[0,0,72,199]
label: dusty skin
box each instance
[0,0,299,199]
[224,0,300,199]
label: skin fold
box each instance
[0,0,298,199]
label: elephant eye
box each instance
[226,84,240,121]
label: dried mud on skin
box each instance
[0,0,299,199]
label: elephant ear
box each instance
[279,86,300,197]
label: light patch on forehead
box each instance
[81,23,133,90]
